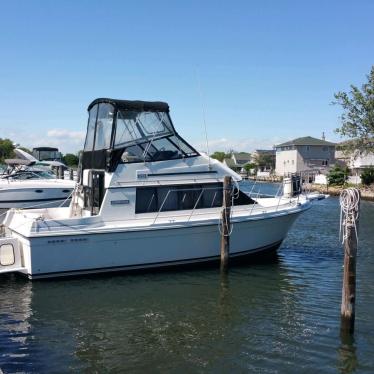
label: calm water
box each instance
[1,183,374,373]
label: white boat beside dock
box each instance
[0,98,312,279]
[0,159,75,209]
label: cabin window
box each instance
[84,105,98,151]
[169,135,199,156]
[135,183,255,213]
[94,104,114,150]
[146,137,182,161]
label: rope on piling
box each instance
[339,188,360,245]
[218,182,237,237]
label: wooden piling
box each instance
[220,176,232,271]
[69,168,74,180]
[59,165,64,179]
[340,188,360,336]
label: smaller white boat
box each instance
[0,159,75,209]
[306,192,329,201]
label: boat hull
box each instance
[16,210,302,279]
[0,184,74,209]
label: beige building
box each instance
[275,136,336,176]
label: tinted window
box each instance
[146,137,181,161]
[136,184,219,213]
[135,183,253,214]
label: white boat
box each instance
[0,98,312,279]
[0,159,75,209]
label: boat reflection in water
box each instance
[0,257,310,372]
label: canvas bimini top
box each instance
[81,98,198,171]
[88,98,169,113]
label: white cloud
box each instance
[47,129,86,141]
[2,128,85,154]
[193,136,287,153]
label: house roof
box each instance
[254,149,275,155]
[276,136,336,147]
[233,152,252,162]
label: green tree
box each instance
[243,163,256,175]
[210,151,226,162]
[333,66,374,153]
[327,165,349,186]
[63,153,79,167]
[361,167,374,186]
[253,154,275,171]
[0,138,15,163]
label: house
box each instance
[223,152,251,173]
[223,157,240,172]
[335,144,374,183]
[250,149,276,172]
[232,152,252,167]
[275,136,336,176]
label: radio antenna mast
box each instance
[196,68,211,168]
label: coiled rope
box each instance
[218,181,238,237]
[339,188,360,245]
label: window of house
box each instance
[322,146,328,151]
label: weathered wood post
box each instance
[69,168,74,180]
[340,188,360,336]
[58,165,64,179]
[220,176,232,271]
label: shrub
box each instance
[327,165,348,185]
[361,167,374,186]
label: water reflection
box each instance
[338,333,358,374]
[0,258,304,372]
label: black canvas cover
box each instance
[88,98,169,113]
[82,150,108,171]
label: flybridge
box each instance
[81,98,199,172]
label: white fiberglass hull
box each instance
[13,208,304,279]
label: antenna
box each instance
[196,69,211,168]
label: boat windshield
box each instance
[4,170,56,180]
[114,110,174,148]
[83,102,199,164]
[115,110,198,162]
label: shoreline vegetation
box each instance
[306,183,374,202]
[243,176,374,202]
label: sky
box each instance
[0,0,373,154]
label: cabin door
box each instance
[89,170,105,215]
